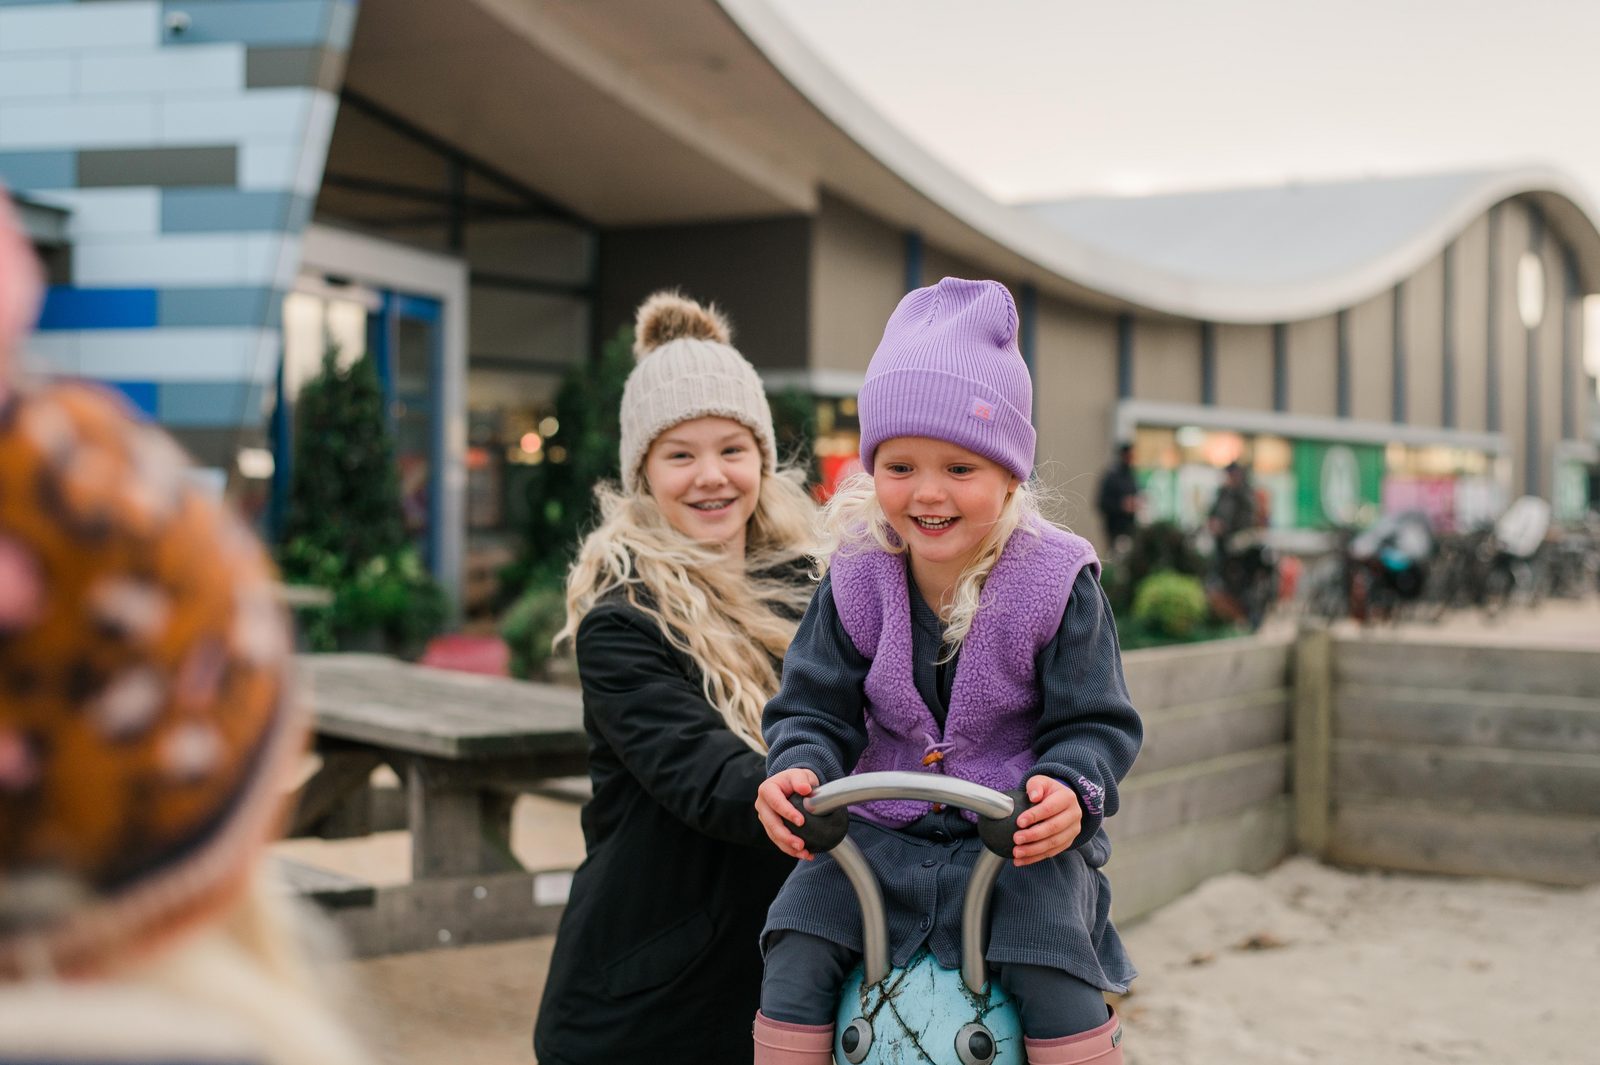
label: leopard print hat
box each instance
[0,196,304,979]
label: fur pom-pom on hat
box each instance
[633,291,732,359]
[618,291,776,495]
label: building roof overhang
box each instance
[342,0,1600,324]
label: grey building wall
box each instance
[1287,313,1339,418]
[1535,226,1568,491]
[810,194,904,376]
[920,245,988,288]
[1453,218,1490,433]
[1497,202,1530,494]
[1347,287,1395,424]
[1214,323,1274,412]
[1405,252,1446,428]
[1034,298,1118,538]
[1132,317,1202,405]
[597,215,813,372]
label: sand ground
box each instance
[290,598,1600,1064]
[319,853,1600,1065]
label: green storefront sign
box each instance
[1293,441,1384,527]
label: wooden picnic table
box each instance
[286,654,588,956]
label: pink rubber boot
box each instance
[1023,1009,1124,1064]
[753,1011,834,1065]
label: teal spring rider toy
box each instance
[788,772,1038,1065]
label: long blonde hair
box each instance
[556,467,818,751]
[818,472,1048,657]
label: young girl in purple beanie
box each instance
[752,278,1142,1064]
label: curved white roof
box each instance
[1026,169,1600,310]
[717,0,1600,324]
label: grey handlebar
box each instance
[801,772,1016,994]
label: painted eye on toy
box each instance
[840,1017,873,1063]
[955,1022,997,1065]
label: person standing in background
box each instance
[1096,442,1141,551]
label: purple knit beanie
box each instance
[857,277,1035,480]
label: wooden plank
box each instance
[1328,798,1600,886]
[1132,689,1290,775]
[1117,744,1289,840]
[406,758,522,879]
[1123,635,1293,713]
[288,748,383,836]
[301,653,586,759]
[1334,685,1600,754]
[272,858,375,910]
[1294,628,1333,857]
[328,868,574,957]
[1105,796,1292,924]
[1332,740,1600,817]
[1333,639,1600,700]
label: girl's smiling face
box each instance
[643,416,762,556]
[873,437,1019,574]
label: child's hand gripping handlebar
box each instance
[782,772,1043,994]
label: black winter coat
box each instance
[533,594,797,1065]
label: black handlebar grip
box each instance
[787,793,849,853]
[977,788,1036,859]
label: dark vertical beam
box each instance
[1335,309,1351,418]
[1391,282,1407,424]
[1200,321,1217,405]
[1442,241,1457,429]
[1525,208,1543,495]
[269,356,291,540]
[1018,283,1038,421]
[445,157,466,253]
[904,231,924,293]
[1486,204,1501,432]
[586,232,603,367]
[1116,313,1134,399]
[1272,322,1289,412]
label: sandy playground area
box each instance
[300,600,1600,1062]
[313,842,1598,1064]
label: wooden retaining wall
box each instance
[1305,635,1600,886]
[1105,635,1296,921]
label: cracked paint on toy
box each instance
[834,950,1023,1063]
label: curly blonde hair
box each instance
[556,468,818,752]
[817,472,1048,658]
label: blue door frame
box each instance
[370,290,446,577]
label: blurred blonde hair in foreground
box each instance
[0,188,372,1064]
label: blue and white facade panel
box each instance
[0,0,355,449]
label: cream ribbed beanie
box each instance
[619,291,776,494]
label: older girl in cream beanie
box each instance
[536,292,820,1065]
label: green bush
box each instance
[500,577,569,680]
[277,345,447,657]
[1131,570,1209,640]
[1103,521,1206,617]
[282,540,446,659]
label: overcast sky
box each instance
[767,0,1600,206]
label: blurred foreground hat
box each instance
[0,381,303,979]
[618,291,776,494]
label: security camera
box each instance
[164,11,191,36]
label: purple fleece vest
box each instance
[830,520,1099,826]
